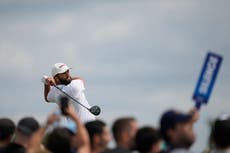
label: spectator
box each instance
[210,114,230,153]
[46,127,73,153]
[0,118,15,152]
[85,120,111,153]
[45,102,90,153]
[5,117,40,153]
[135,126,162,153]
[160,108,199,153]
[26,113,60,153]
[105,117,138,153]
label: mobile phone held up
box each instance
[60,96,69,115]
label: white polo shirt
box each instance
[47,79,96,123]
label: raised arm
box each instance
[27,113,60,153]
[65,103,90,153]
[42,76,56,102]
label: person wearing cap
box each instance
[159,108,199,153]
[42,63,96,123]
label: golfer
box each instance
[42,63,96,123]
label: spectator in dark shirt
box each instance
[0,118,15,152]
[210,114,230,153]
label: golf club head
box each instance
[89,105,101,116]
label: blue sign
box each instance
[193,51,223,107]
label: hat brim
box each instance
[176,113,192,123]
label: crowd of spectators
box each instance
[1,100,229,153]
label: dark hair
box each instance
[17,117,39,136]
[4,143,25,153]
[85,120,106,145]
[135,126,161,153]
[0,118,15,140]
[112,117,136,143]
[212,117,230,149]
[46,127,72,153]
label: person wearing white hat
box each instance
[42,63,96,123]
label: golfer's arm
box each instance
[44,84,50,102]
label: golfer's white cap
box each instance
[51,63,70,77]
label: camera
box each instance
[59,96,69,115]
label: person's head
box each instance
[160,109,196,149]
[46,127,73,153]
[16,117,40,138]
[8,116,40,152]
[211,114,230,150]
[135,126,162,153]
[0,118,15,146]
[52,63,71,85]
[85,120,111,152]
[112,117,138,150]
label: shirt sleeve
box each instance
[69,79,85,98]
[47,86,58,102]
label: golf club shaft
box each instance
[53,85,90,110]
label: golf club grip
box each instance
[195,102,202,110]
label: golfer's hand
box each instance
[46,77,56,86]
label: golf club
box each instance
[53,85,101,116]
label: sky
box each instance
[0,0,230,152]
